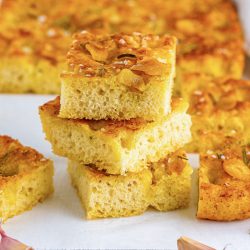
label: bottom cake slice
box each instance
[68,150,192,219]
[0,136,54,221]
[197,145,250,221]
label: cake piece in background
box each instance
[0,0,244,94]
[0,136,54,222]
[60,32,176,120]
[173,0,244,95]
[197,145,250,221]
[39,97,191,175]
[182,74,250,153]
[68,149,192,219]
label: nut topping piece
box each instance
[223,158,250,181]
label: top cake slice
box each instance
[60,31,176,120]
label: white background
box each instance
[234,0,250,54]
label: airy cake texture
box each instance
[197,146,250,221]
[0,136,54,221]
[0,0,244,94]
[68,150,192,219]
[39,97,192,175]
[60,32,176,120]
[182,75,250,153]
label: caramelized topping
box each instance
[130,57,169,76]
[117,69,146,92]
[223,158,250,182]
[189,79,250,115]
[0,0,243,67]
[117,54,136,59]
[65,31,176,77]
[204,145,250,183]
[151,149,188,177]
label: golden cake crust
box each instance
[62,32,176,79]
[189,78,250,116]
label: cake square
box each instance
[197,146,250,221]
[59,32,176,120]
[39,97,191,175]
[68,149,192,219]
[0,136,54,221]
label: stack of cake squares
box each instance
[39,31,193,219]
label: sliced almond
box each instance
[131,58,167,76]
[85,43,109,62]
[223,158,250,181]
[117,68,146,91]
[217,93,237,110]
